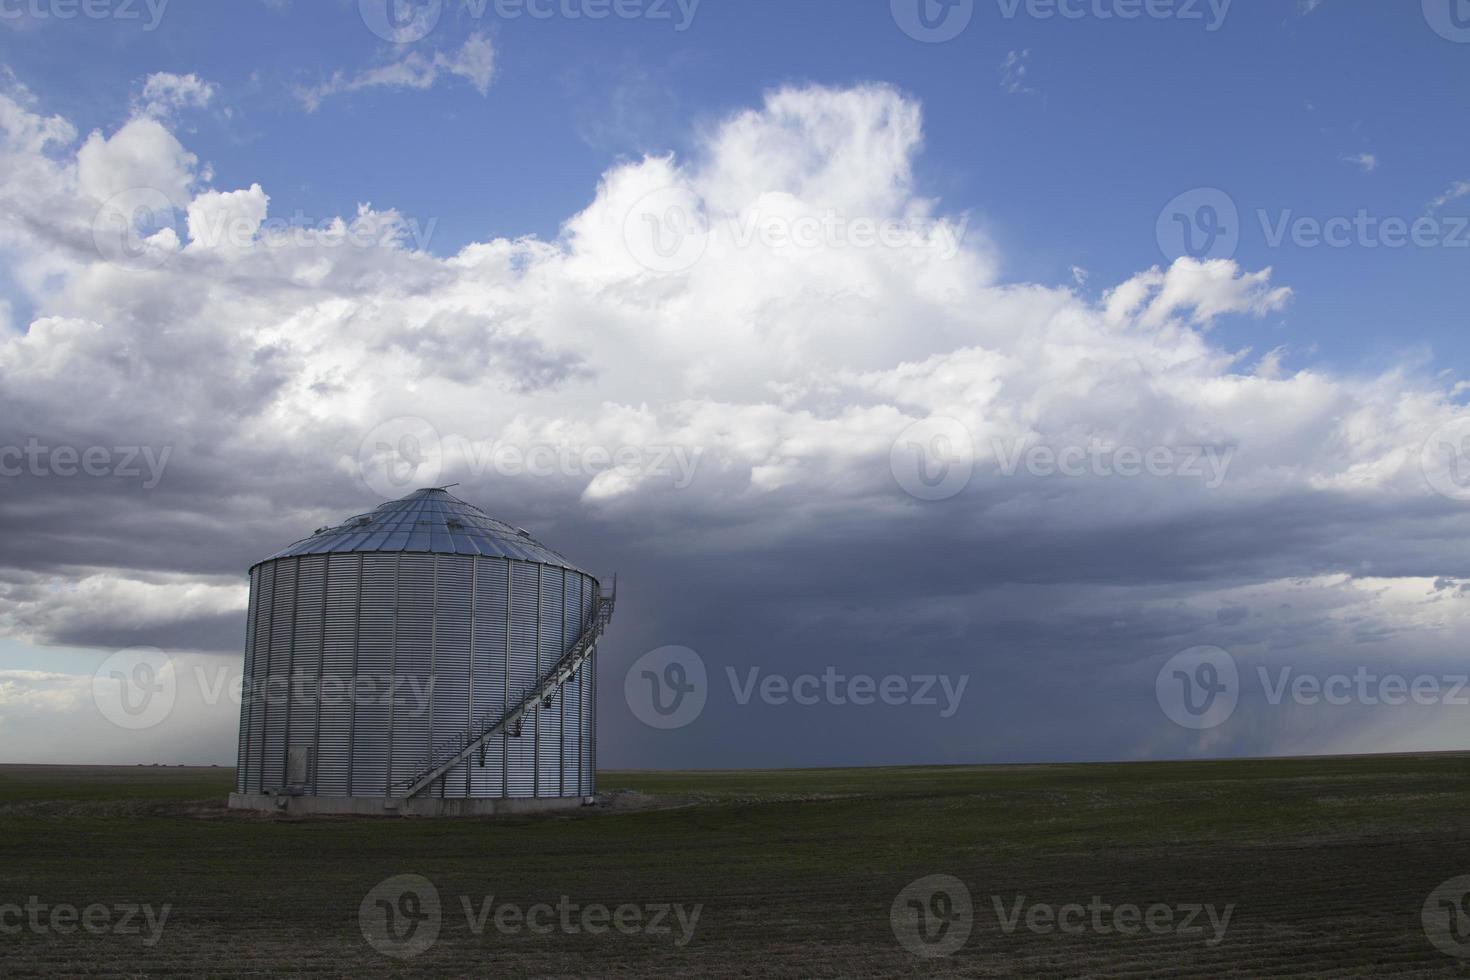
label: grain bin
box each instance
[228,488,614,816]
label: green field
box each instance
[3,755,1470,976]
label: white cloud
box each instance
[0,72,75,153]
[1342,152,1378,173]
[136,72,216,119]
[0,670,87,715]
[0,80,1445,532]
[1000,49,1037,97]
[186,183,269,254]
[76,115,199,206]
[0,573,247,650]
[298,34,496,112]
[441,32,496,94]
[1428,178,1470,213]
[3,77,1470,765]
[1140,259,1292,327]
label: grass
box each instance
[2,755,1469,976]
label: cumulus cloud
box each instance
[0,72,75,153]
[1122,259,1292,328]
[297,34,496,111]
[2,75,1470,767]
[0,572,247,652]
[76,115,199,206]
[136,72,217,119]
[185,184,269,255]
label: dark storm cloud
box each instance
[5,388,1470,764]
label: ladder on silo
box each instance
[395,576,616,800]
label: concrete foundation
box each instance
[228,792,594,818]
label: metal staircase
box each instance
[396,576,616,800]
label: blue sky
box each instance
[3,1,1470,768]
[6,1,1468,372]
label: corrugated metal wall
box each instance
[434,557,472,799]
[354,555,396,796]
[316,554,360,797]
[470,560,509,798]
[235,554,598,800]
[235,566,259,794]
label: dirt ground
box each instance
[2,755,1469,976]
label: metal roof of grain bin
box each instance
[256,487,587,574]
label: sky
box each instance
[2,0,1470,769]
